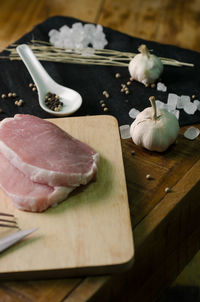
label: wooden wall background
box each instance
[0,0,200,52]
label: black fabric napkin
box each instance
[0,16,200,127]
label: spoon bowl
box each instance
[16,44,82,116]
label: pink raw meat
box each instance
[0,114,99,187]
[0,151,74,212]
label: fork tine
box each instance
[0,218,17,224]
[0,212,14,217]
[0,223,18,228]
[0,213,18,228]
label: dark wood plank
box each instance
[0,279,82,302]
[123,133,200,226]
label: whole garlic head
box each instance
[130,96,179,152]
[128,44,163,85]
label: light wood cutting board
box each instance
[0,115,134,280]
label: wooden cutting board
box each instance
[0,115,134,280]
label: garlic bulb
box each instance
[128,45,163,85]
[130,96,179,152]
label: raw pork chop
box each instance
[0,114,99,187]
[0,151,74,212]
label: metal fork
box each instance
[0,212,19,229]
[0,212,38,253]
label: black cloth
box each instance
[0,16,200,126]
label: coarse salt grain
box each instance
[168,109,180,120]
[184,127,200,140]
[49,22,108,50]
[167,93,179,110]
[129,108,140,119]
[193,99,200,111]
[119,125,131,139]
[155,100,166,109]
[180,95,190,103]
[157,82,167,92]
[176,95,190,109]
[176,97,183,109]
[183,102,197,115]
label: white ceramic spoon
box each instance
[16,44,82,116]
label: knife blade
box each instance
[0,228,38,253]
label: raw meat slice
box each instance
[0,115,99,187]
[0,151,74,212]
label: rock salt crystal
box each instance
[49,22,108,50]
[155,100,166,109]
[155,99,178,117]
[129,108,140,119]
[81,48,95,56]
[176,95,190,109]
[157,82,167,92]
[119,125,131,139]
[184,127,200,140]
[181,95,190,102]
[168,109,180,120]
[167,93,179,110]
[183,102,197,115]
[176,98,183,109]
[193,99,200,111]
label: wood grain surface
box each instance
[0,115,134,279]
[0,0,199,301]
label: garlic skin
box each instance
[128,45,163,85]
[130,96,179,152]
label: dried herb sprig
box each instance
[0,40,194,68]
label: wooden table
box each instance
[0,1,200,301]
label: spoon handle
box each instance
[16,44,54,89]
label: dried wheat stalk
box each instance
[0,40,194,68]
